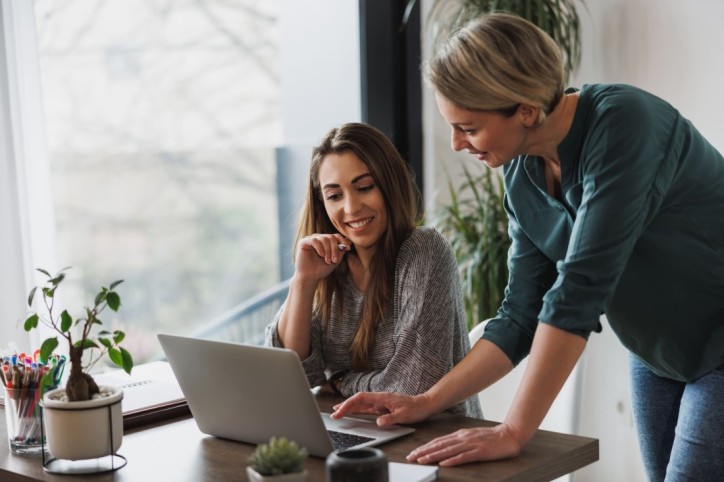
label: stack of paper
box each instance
[389,461,439,482]
[93,361,189,429]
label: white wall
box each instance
[575,0,724,151]
[423,1,724,481]
[572,2,724,480]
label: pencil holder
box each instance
[325,447,388,482]
[4,386,47,455]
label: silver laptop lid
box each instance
[158,333,334,456]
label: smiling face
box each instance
[435,92,532,168]
[318,150,388,259]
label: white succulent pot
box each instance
[246,467,308,482]
[41,385,123,460]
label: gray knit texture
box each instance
[266,226,482,418]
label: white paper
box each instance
[389,461,439,482]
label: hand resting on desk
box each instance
[331,391,522,467]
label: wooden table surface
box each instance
[0,392,598,481]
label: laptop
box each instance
[157,333,414,457]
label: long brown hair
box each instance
[296,123,421,369]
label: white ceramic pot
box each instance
[41,385,123,460]
[246,467,308,482]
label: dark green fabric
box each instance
[482,84,724,382]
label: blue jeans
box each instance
[629,355,724,482]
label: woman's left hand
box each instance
[406,423,522,467]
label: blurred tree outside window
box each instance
[33,0,282,364]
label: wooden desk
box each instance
[0,392,598,481]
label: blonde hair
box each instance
[297,123,421,370]
[425,12,564,124]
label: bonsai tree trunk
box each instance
[65,345,100,401]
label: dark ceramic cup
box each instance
[325,447,388,482]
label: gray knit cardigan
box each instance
[265,226,482,418]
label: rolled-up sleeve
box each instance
[481,193,558,366]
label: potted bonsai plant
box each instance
[23,267,133,462]
[247,436,309,482]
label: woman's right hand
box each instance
[330,391,436,426]
[294,234,351,283]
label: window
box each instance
[0,0,361,363]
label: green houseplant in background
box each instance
[247,436,309,482]
[437,165,510,331]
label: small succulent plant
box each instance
[248,436,308,476]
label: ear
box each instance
[517,104,540,128]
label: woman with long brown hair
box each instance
[265,122,481,418]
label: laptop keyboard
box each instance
[327,430,376,450]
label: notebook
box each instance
[157,333,414,457]
[92,361,189,429]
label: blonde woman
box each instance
[265,122,481,418]
[333,13,724,479]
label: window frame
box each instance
[358,0,423,194]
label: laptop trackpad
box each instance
[321,413,414,450]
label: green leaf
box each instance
[120,347,134,374]
[108,347,122,367]
[74,339,98,350]
[27,286,38,307]
[106,292,121,311]
[36,268,51,277]
[95,290,107,306]
[113,330,125,344]
[60,310,73,332]
[40,370,56,392]
[40,337,59,362]
[49,273,66,286]
[109,279,124,290]
[23,314,39,331]
[98,338,113,349]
